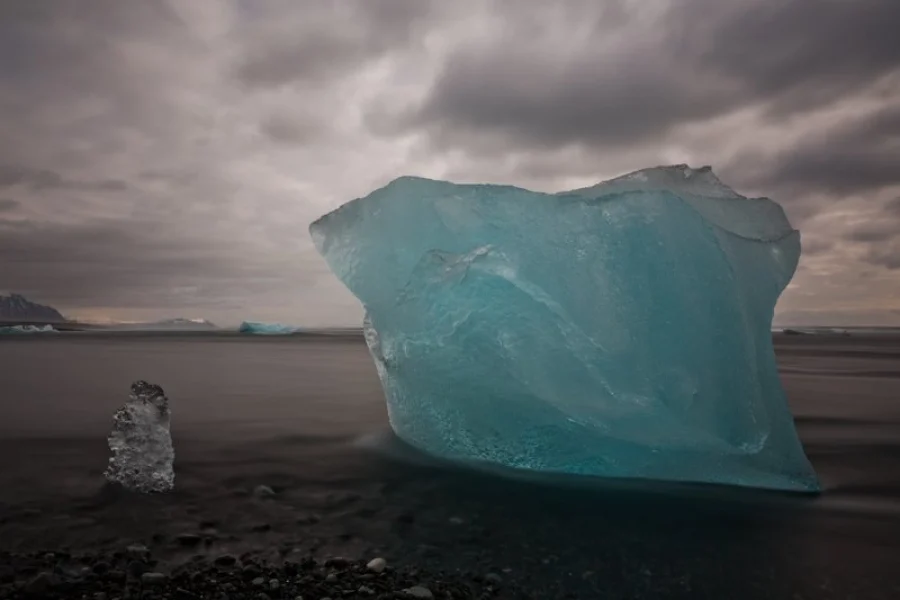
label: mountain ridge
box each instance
[0,293,66,323]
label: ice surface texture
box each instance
[0,325,57,334]
[310,165,819,492]
[105,381,175,493]
[239,321,302,335]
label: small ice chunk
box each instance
[105,381,175,493]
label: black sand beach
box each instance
[0,333,898,599]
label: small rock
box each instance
[24,572,53,595]
[296,514,320,525]
[126,560,147,579]
[269,578,280,590]
[126,544,149,558]
[252,576,265,587]
[366,557,387,573]
[175,533,202,547]
[403,586,434,599]
[253,485,276,498]
[485,573,502,584]
[325,572,337,583]
[106,569,126,582]
[141,572,167,586]
[92,561,110,575]
[358,585,375,595]
[93,592,107,600]
[243,564,262,578]
[448,516,464,525]
[214,554,237,567]
[324,557,350,568]
[175,589,201,600]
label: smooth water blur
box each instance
[0,333,898,598]
[0,334,385,441]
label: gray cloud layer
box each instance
[1,0,898,325]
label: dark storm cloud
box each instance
[1,0,898,325]
[234,0,435,88]
[0,165,129,192]
[864,246,900,270]
[845,222,899,244]
[687,1,900,115]
[732,103,900,195]
[0,217,314,309]
[0,198,20,211]
[800,237,834,256]
[259,113,321,145]
[384,0,900,152]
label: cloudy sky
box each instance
[1,0,898,327]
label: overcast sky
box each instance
[1,0,898,326]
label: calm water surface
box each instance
[0,333,898,599]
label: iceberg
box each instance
[0,324,58,334]
[310,165,819,492]
[238,321,302,335]
[105,381,175,493]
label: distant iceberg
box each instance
[238,321,302,335]
[0,324,58,334]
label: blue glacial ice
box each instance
[238,321,302,335]
[310,165,820,492]
[0,324,58,334]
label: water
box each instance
[0,333,898,598]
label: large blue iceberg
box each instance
[310,165,819,492]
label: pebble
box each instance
[324,557,350,568]
[252,576,265,587]
[358,585,375,595]
[366,557,387,573]
[253,484,276,498]
[141,572,167,586]
[403,586,434,599]
[126,544,149,557]
[92,561,110,575]
[269,578,280,590]
[485,572,502,584]
[214,554,237,567]
[126,560,147,579]
[176,533,202,547]
[448,516,464,525]
[325,572,338,583]
[24,572,53,595]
